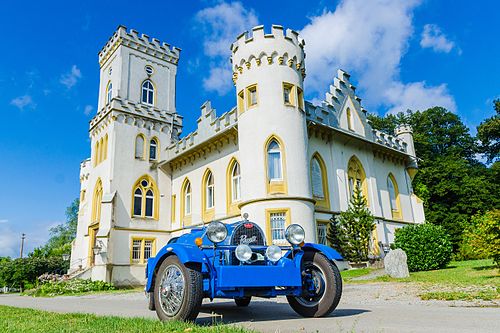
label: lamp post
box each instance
[20,233,26,258]
[62,254,70,261]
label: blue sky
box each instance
[0,0,498,257]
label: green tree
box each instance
[477,99,500,163]
[461,210,500,267]
[330,185,375,262]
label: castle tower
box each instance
[395,125,418,179]
[231,25,316,243]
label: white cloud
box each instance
[0,225,18,257]
[300,0,456,115]
[84,105,93,116]
[195,1,258,95]
[10,95,35,110]
[420,24,455,53]
[0,219,8,224]
[60,65,82,89]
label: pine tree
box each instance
[330,185,375,262]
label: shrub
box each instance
[394,223,452,272]
[460,210,500,267]
[26,279,115,297]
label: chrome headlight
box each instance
[265,245,282,263]
[235,244,252,262]
[285,224,305,245]
[206,221,228,244]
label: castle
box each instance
[70,25,424,285]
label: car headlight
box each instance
[206,221,228,244]
[265,245,282,263]
[235,244,252,262]
[285,224,305,245]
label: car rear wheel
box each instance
[287,251,342,317]
[154,255,203,321]
[234,296,251,307]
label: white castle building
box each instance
[70,25,424,285]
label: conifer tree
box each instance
[328,185,375,262]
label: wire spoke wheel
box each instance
[158,264,185,316]
[296,263,327,306]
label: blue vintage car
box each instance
[145,219,345,321]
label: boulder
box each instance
[384,249,410,278]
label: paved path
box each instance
[1,284,499,333]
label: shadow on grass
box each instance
[472,265,497,271]
[196,299,369,325]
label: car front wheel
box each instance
[287,251,342,317]
[153,255,203,321]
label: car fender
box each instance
[145,243,207,292]
[301,243,349,271]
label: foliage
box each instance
[394,223,452,272]
[420,289,499,301]
[0,306,251,333]
[368,107,500,251]
[328,185,375,262]
[476,99,500,163]
[26,278,115,297]
[460,210,500,267]
[0,256,68,288]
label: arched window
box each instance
[205,171,215,210]
[231,162,241,202]
[311,153,330,209]
[131,176,159,219]
[99,138,104,164]
[387,174,401,219]
[94,141,99,166]
[149,138,158,160]
[91,179,103,224]
[106,81,112,105]
[347,156,367,202]
[181,179,192,225]
[135,135,145,159]
[267,140,282,180]
[141,80,154,105]
[346,108,353,130]
[103,134,108,160]
[226,159,241,216]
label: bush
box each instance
[394,223,452,272]
[26,279,115,297]
[0,256,68,289]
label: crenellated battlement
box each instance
[230,25,306,84]
[394,124,413,136]
[98,25,181,67]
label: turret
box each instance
[395,125,418,179]
[231,25,316,243]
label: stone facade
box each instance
[70,25,425,286]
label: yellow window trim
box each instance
[180,178,192,226]
[265,208,291,246]
[264,135,288,195]
[130,237,157,265]
[105,80,112,105]
[311,152,331,210]
[347,108,353,131]
[297,87,304,110]
[347,155,369,207]
[226,157,241,216]
[282,82,296,107]
[149,137,159,161]
[171,194,176,224]
[135,134,147,160]
[201,168,215,222]
[237,90,245,115]
[388,173,402,220]
[91,178,103,224]
[130,174,160,220]
[246,84,258,109]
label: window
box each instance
[226,159,241,216]
[267,140,282,180]
[149,138,158,160]
[135,135,145,159]
[246,85,257,107]
[297,87,304,110]
[283,83,294,105]
[231,162,241,202]
[91,179,103,224]
[103,134,108,161]
[171,195,176,223]
[311,153,330,209]
[202,170,215,222]
[106,81,112,105]
[130,238,156,264]
[347,156,368,204]
[131,176,159,219]
[181,179,192,225]
[267,210,289,245]
[145,65,154,76]
[141,80,154,105]
[387,174,401,219]
[347,108,353,130]
[237,90,244,114]
[205,172,214,209]
[317,222,328,245]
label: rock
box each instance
[384,249,410,278]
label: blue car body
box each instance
[145,220,344,300]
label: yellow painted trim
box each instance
[91,178,103,224]
[130,237,157,265]
[371,224,380,256]
[201,168,215,222]
[149,137,159,161]
[135,134,147,160]
[246,84,258,109]
[347,108,353,130]
[347,155,369,206]
[237,90,245,115]
[388,173,402,220]
[105,80,112,105]
[282,82,296,107]
[113,226,170,233]
[226,157,241,216]
[180,177,192,226]
[297,87,304,110]
[141,79,156,107]
[130,174,159,220]
[239,196,316,209]
[171,194,176,225]
[265,208,291,246]
[310,152,331,210]
[264,134,288,195]
[87,224,99,267]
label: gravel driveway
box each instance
[1,283,498,333]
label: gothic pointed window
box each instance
[131,176,158,219]
[106,81,112,105]
[135,135,145,159]
[267,140,282,181]
[181,179,192,225]
[149,138,158,160]
[311,157,324,199]
[205,171,215,210]
[231,162,241,202]
[133,188,143,216]
[387,174,401,219]
[141,80,154,105]
[347,156,368,203]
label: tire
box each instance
[234,296,251,307]
[287,251,342,317]
[153,255,203,321]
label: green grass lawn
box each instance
[341,259,500,301]
[0,305,251,333]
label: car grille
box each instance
[229,222,266,265]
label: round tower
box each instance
[395,124,418,179]
[231,25,316,243]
